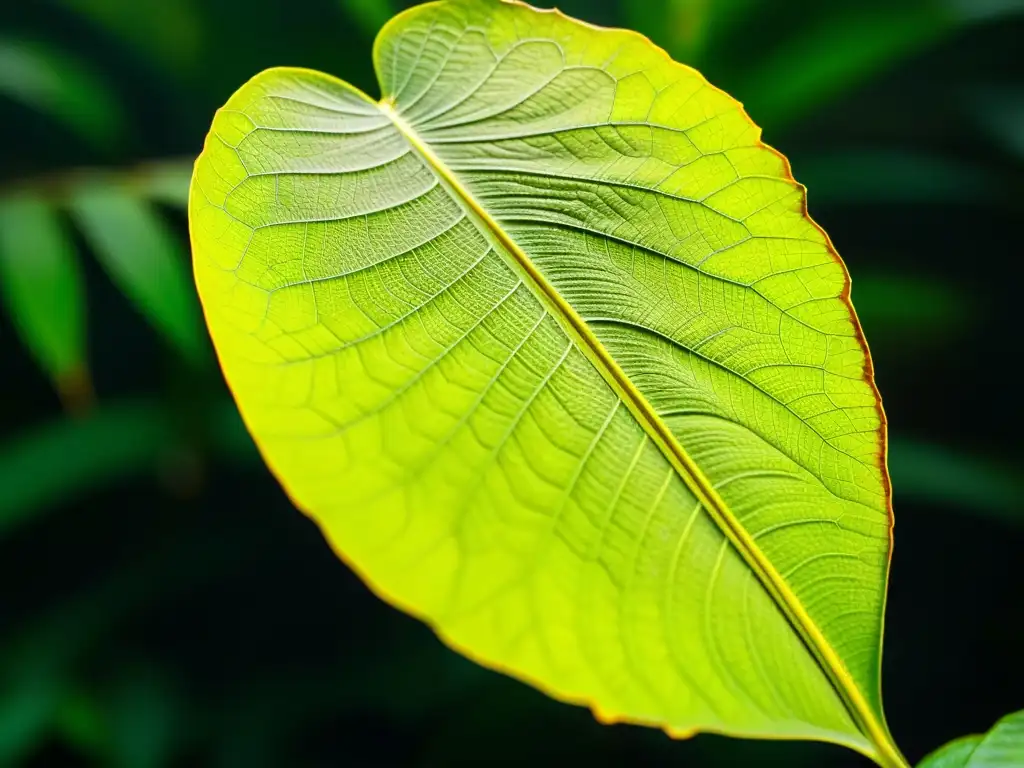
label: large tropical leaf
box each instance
[190,1,901,764]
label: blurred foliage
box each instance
[0,36,124,149]
[0,162,196,404]
[69,185,204,365]
[0,0,1022,766]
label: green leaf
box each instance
[918,711,1024,767]
[888,439,1022,524]
[919,737,986,768]
[0,38,124,148]
[126,159,195,208]
[0,650,68,764]
[53,689,109,760]
[70,186,205,363]
[0,194,90,405]
[206,396,1024,526]
[100,663,182,768]
[946,0,1024,22]
[734,5,951,130]
[852,273,972,337]
[190,2,903,765]
[0,400,170,533]
[341,0,397,38]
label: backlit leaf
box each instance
[918,711,1024,767]
[0,194,89,405]
[190,2,902,764]
[70,186,205,363]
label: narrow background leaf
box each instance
[969,86,1024,159]
[99,662,182,768]
[0,37,124,148]
[851,273,973,337]
[624,0,758,68]
[126,160,193,208]
[918,710,1024,766]
[340,0,396,38]
[52,0,203,74]
[888,439,1022,524]
[735,5,950,130]
[0,401,169,534]
[0,195,90,407]
[69,187,205,364]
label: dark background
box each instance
[1,0,1022,766]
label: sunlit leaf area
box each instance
[1,1,1022,766]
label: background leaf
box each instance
[734,5,950,130]
[69,186,205,363]
[340,0,396,38]
[887,440,1022,521]
[793,150,1000,207]
[969,86,1024,159]
[918,711,1024,766]
[624,0,758,68]
[0,400,170,534]
[0,194,89,406]
[0,37,123,148]
[53,0,203,74]
[851,273,973,338]
[126,159,193,208]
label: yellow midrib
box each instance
[375,98,905,768]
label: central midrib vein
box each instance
[376,98,906,768]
